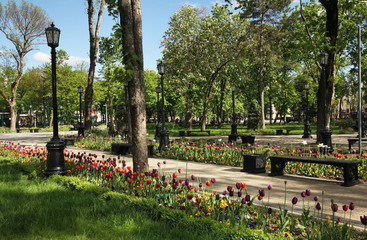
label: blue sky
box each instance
[0,0,226,74]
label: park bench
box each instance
[275,128,303,135]
[269,155,360,186]
[187,130,211,136]
[240,135,255,144]
[111,143,154,157]
[348,138,367,150]
[16,128,39,133]
[61,138,75,146]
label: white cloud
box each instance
[32,51,89,66]
[33,52,50,63]
[66,56,90,66]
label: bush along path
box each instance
[1,141,367,239]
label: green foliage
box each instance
[247,99,261,130]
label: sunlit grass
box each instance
[0,162,215,240]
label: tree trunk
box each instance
[10,104,16,130]
[84,0,104,131]
[259,14,265,129]
[118,0,148,172]
[200,60,233,132]
[317,0,338,142]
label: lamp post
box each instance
[44,23,67,176]
[302,82,312,138]
[78,85,84,137]
[60,105,63,125]
[158,61,169,151]
[29,104,32,127]
[154,86,161,140]
[43,97,46,127]
[228,84,238,143]
[123,83,129,139]
[319,51,333,152]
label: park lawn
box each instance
[0,161,217,240]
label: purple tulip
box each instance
[316,202,321,210]
[216,194,220,200]
[211,178,216,183]
[343,205,349,212]
[314,195,319,201]
[301,192,306,198]
[227,186,233,192]
[185,179,189,186]
[241,198,246,204]
[238,191,242,197]
[268,208,272,214]
[360,215,367,225]
[332,203,338,212]
[229,191,234,197]
[157,162,161,167]
[259,189,265,197]
[178,169,181,173]
[161,176,166,181]
[191,175,195,181]
[199,183,203,188]
[222,190,227,196]
[306,189,311,196]
[236,182,241,189]
[267,184,273,190]
[349,202,355,211]
[292,197,298,205]
[245,194,251,202]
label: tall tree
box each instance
[106,0,147,172]
[162,4,248,131]
[226,0,292,129]
[289,0,367,141]
[0,0,49,130]
[84,0,105,130]
[98,34,123,133]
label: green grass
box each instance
[0,161,226,240]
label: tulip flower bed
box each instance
[73,137,367,182]
[1,141,367,239]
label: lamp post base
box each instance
[302,121,312,139]
[44,139,67,176]
[159,129,170,151]
[123,127,129,140]
[78,126,84,137]
[320,127,333,153]
[228,123,238,143]
[154,124,161,140]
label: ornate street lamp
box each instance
[78,85,84,137]
[44,23,67,176]
[154,86,161,140]
[123,83,129,139]
[158,61,169,151]
[228,84,238,143]
[319,51,333,152]
[302,82,312,138]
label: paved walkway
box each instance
[1,131,366,229]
